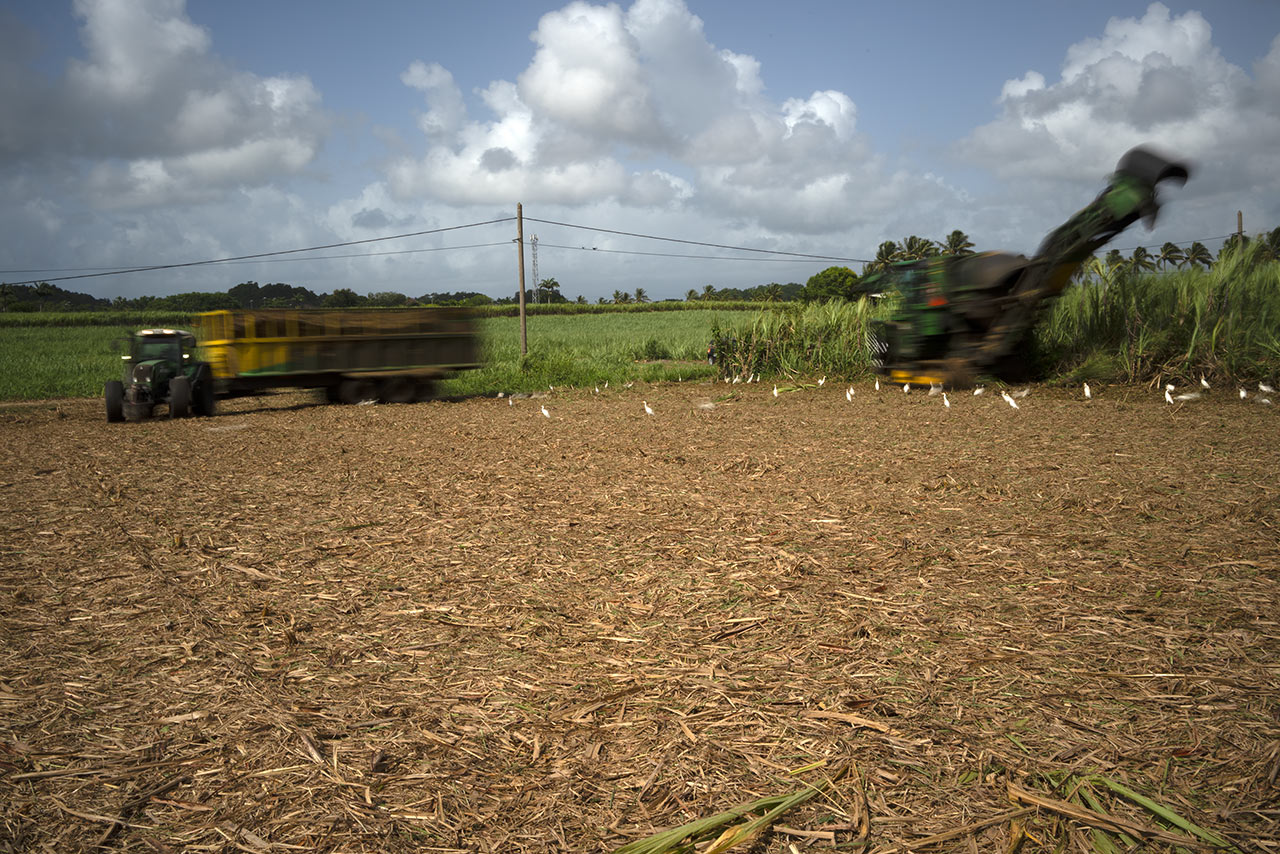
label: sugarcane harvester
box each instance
[862,146,1190,386]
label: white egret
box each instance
[1164,388,1174,404]
[1200,375,1210,390]
[1084,382,1092,400]
[1261,382,1276,393]
[643,401,654,416]
[943,392,951,408]
[540,405,550,418]
[1001,391,1019,409]
[974,387,985,396]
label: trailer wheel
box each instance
[105,381,124,423]
[193,365,216,417]
[413,378,438,402]
[380,376,416,404]
[338,378,377,405]
[169,376,191,418]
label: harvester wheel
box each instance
[105,381,124,423]
[193,365,216,417]
[380,376,416,404]
[169,376,191,418]
[338,378,376,405]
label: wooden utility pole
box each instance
[516,203,527,356]
[1238,210,1244,242]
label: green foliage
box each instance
[441,310,725,395]
[802,266,860,302]
[710,299,885,379]
[1038,243,1280,382]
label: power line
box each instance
[0,241,513,275]
[3,218,515,286]
[538,242,837,263]
[525,216,871,263]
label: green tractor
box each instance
[105,328,217,422]
[859,146,1191,386]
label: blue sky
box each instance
[3,0,1279,301]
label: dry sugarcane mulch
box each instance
[1,382,1277,852]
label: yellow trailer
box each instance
[194,308,478,403]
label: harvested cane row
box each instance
[0,383,1277,852]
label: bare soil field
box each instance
[1,383,1277,853]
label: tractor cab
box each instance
[106,329,214,422]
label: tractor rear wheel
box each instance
[105,381,124,423]
[169,376,191,418]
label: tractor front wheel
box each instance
[105,381,124,423]
[169,376,191,418]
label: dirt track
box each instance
[2,383,1278,853]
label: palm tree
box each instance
[702,284,717,301]
[685,289,698,302]
[900,235,937,260]
[869,240,900,273]
[941,230,975,256]
[1184,242,1213,269]
[1104,248,1126,270]
[35,281,55,311]
[1219,234,1248,261]
[764,283,783,303]
[633,287,650,303]
[1262,227,1280,262]
[1158,242,1186,270]
[1130,246,1157,273]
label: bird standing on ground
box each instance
[540,404,550,418]
[874,378,880,391]
[1240,388,1248,399]
[1001,391,1019,409]
[818,376,826,386]
[1164,388,1174,404]
[1261,382,1276,394]
[643,401,654,416]
[974,387,985,396]
[846,387,854,402]
[1201,375,1211,390]
[773,384,779,398]
[1084,382,1092,400]
[943,392,950,408]
[903,383,911,394]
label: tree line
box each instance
[4,226,1275,313]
